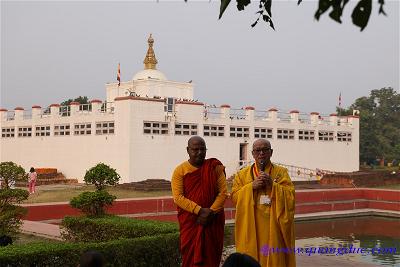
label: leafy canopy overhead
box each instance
[218,0,387,31]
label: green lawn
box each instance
[373,184,400,190]
[22,184,171,204]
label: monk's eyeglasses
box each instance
[252,148,272,154]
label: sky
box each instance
[1,0,399,115]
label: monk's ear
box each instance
[270,149,274,156]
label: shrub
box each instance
[0,233,180,267]
[0,188,29,239]
[70,190,116,216]
[61,215,178,242]
[0,161,27,189]
[84,163,120,190]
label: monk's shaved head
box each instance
[188,136,205,147]
[252,139,271,150]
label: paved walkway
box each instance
[21,220,62,240]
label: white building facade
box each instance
[0,35,359,183]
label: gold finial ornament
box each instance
[143,34,158,70]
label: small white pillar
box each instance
[329,113,338,126]
[50,104,60,118]
[91,99,102,114]
[32,105,42,119]
[245,106,255,121]
[14,107,24,121]
[70,101,80,116]
[290,110,299,123]
[268,108,278,121]
[220,104,230,119]
[0,108,8,122]
[310,112,319,124]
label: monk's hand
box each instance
[259,172,273,190]
[252,177,265,190]
[197,208,212,225]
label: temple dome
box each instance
[133,69,167,81]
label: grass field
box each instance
[373,184,400,190]
[22,184,171,204]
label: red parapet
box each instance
[32,105,42,109]
[90,99,102,103]
[220,104,231,108]
[14,107,24,111]
[268,108,278,112]
[245,106,255,110]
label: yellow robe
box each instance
[231,163,296,267]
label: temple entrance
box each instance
[239,143,248,167]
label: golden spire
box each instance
[143,34,158,70]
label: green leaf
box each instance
[315,0,334,21]
[236,0,251,12]
[265,0,272,17]
[351,0,372,31]
[219,0,232,19]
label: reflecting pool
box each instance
[224,216,400,266]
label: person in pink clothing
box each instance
[28,167,37,194]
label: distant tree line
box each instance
[337,87,400,165]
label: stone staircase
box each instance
[119,179,171,191]
[16,168,78,186]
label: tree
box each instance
[60,96,89,106]
[70,163,120,216]
[84,163,121,191]
[0,162,27,190]
[218,0,387,31]
[0,162,29,241]
[337,87,400,164]
[59,96,90,115]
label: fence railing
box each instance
[236,160,334,181]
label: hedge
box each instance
[0,232,180,267]
[61,215,179,242]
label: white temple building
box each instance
[0,35,359,183]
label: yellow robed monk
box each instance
[231,139,296,267]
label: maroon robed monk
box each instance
[171,136,228,267]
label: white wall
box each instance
[0,99,359,183]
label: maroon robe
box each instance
[177,158,225,267]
